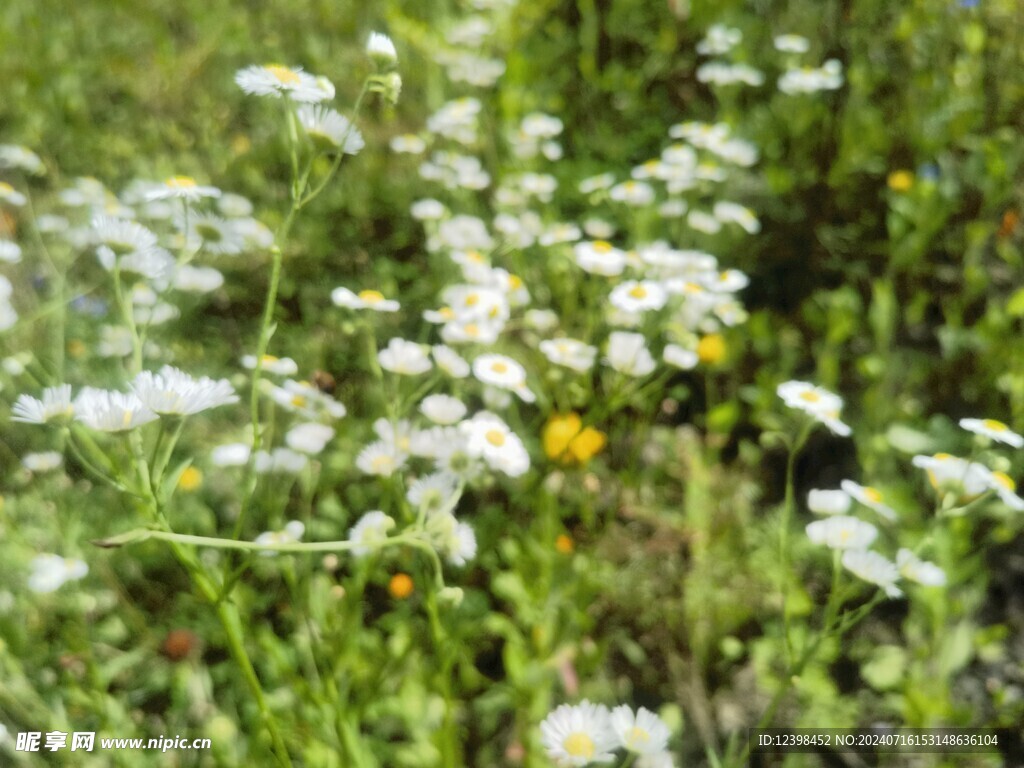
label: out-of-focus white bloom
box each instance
[212,443,251,467]
[28,554,88,593]
[609,281,669,313]
[840,480,898,522]
[911,453,992,500]
[540,338,598,373]
[609,180,655,206]
[218,193,254,218]
[539,222,583,246]
[254,521,305,556]
[460,411,530,477]
[297,105,365,154]
[842,549,902,598]
[173,265,224,293]
[22,451,64,473]
[0,240,21,264]
[777,380,852,437]
[366,32,397,64]
[525,309,560,333]
[254,447,308,474]
[696,24,742,55]
[0,181,27,206]
[379,338,432,375]
[411,198,447,220]
[778,60,843,94]
[391,134,427,154]
[696,62,765,87]
[74,388,158,432]
[807,488,852,515]
[144,175,221,202]
[605,332,656,377]
[419,394,468,425]
[583,218,616,240]
[432,345,471,378]
[896,549,946,587]
[985,470,1024,511]
[472,354,534,402]
[575,240,627,277]
[687,210,722,234]
[407,471,460,513]
[610,705,671,754]
[579,173,616,194]
[234,64,334,102]
[713,201,760,233]
[959,418,1023,448]
[436,214,494,251]
[0,144,44,174]
[286,423,335,454]
[12,385,75,424]
[638,752,676,768]
[805,516,878,550]
[663,344,698,370]
[331,286,400,312]
[774,34,810,53]
[131,366,238,416]
[348,511,395,556]
[540,700,618,766]
[242,354,298,376]
[356,439,408,476]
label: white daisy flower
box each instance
[356,439,408,476]
[0,240,22,264]
[807,489,852,515]
[609,180,655,206]
[774,34,811,53]
[211,442,252,467]
[348,510,395,556]
[406,471,461,513]
[74,388,158,432]
[840,480,897,522]
[805,516,878,550]
[539,222,583,246]
[254,521,305,556]
[911,453,992,499]
[331,286,400,312]
[896,549,946,587]
[410,198,447,220]
[391,134,427,154]
[27,554,88,593]
[609,280,669,313]
[605,332,656,377]
[524,309,560,333]
[419,394,468,425]
[776,380,852,437]
[985,470,1024,511]
[713,201,760,234]
[432,345,471,378]
[285,423,335,454]
[22,451,64,473]
[173,265,225,293]
[366,32,398,64]
[472,354,533,401]
[297,105,365,154]
[0,144,44,174]
[540,700,618,766]
[187,214,245,255]
[131,366,238,416]
[264,379,346,420]
[12,385,75,424]
[540,338,598,373]
[696,23,742,55]
[841,549,902,598]
[144,176,221,202]
[610,705,671,754]
[253,447,308,474]
[0,181,26,206]
[440,320,502,346]
[958,418,1024,448]
[460,412,530,477]
[242,354,299,376]
[234,64,334,102]
[574,240,627,277]
[663,344,699,370]
[379,338,433,375]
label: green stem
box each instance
[779,420,814,665]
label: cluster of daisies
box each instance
[540,701,674,767]
[1,145,46,330]
[695,24,843,95]
[782,379,1023,598]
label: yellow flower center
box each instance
[982,419,1009,432]
[464,324,479,337]
[563,733,595,759]
[485,429,506,447]
[291,395,307,408]
[683,281,703,294]
[122,410,135,429]
[371,455,393,472]
[799,391,821,403]
[466,250,483,262]
[166,175,196,189]
[0,182,12,194]
[628,726,651,746]
[464,293,480,307]
[592,240,612,253]
[628,285,648,299]
[265,64,301,85]
[491,361,509,374]
[863,487,883,503]
[991,472,1015,492]
[439,307,454,319]
[509,274,523,290]
[358,289,384,304]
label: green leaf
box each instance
[861,645,907,691]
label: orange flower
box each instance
[389,573,414,599]
[543,413,607,465]
[555,534,574,554]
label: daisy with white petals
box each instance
[959,418,1024,448]
[235,64,334,102]
[28,554,88,593]
[540,700,618,766]
[841,549,902,598]
[379,338,433,375]
[605,332,656,377]
[331,286,400,312]
[805,516,878,550]
[896,549,946,587]
[74,388,158,432]
[131,366,238,416]
[348,511,395,556]
[540,338,598,373]
[840,480,898,522]
[12,385,75,424]
[610,705,671,755]
[776,380,852,437]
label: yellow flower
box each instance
[555,534,575,554]
[697,333,726,365]
[177,467,203,492]
[887,170,914,192]
[389,573,414,599]
[543,413,607,466]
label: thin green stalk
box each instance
[779,420,814,665]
